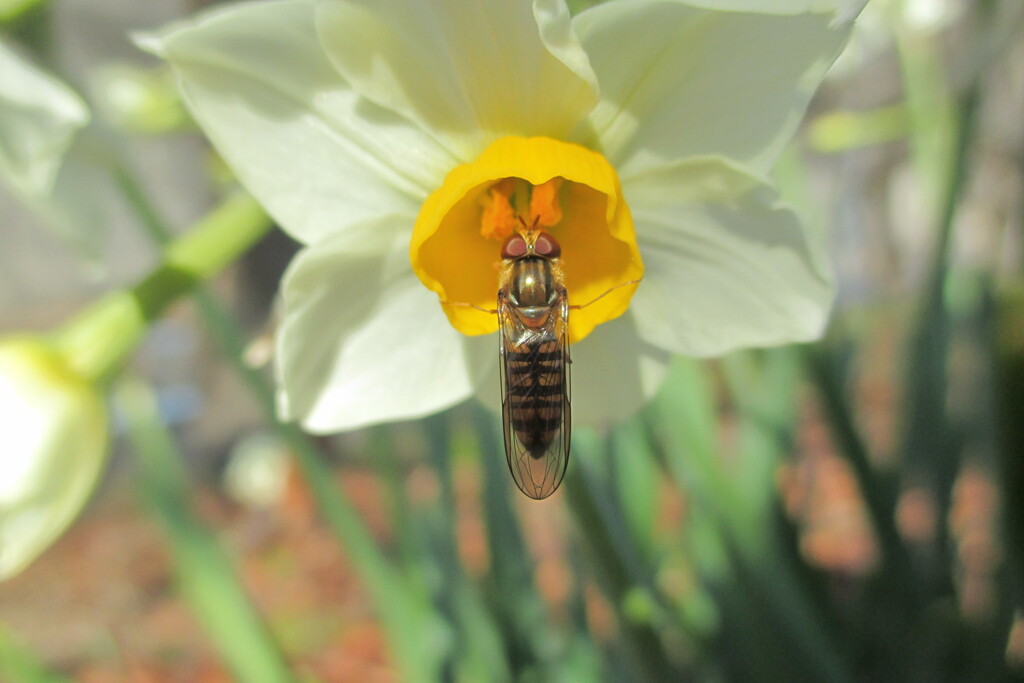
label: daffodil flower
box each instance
[0,339,107,579]
[144,0,857,430]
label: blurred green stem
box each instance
[721,351,851,682]
[566,439,683,683]
[113,167,447,682]
[421,414,515,682]
[53,192,270,385]
[369,426,423,568]
[802,346,916,595]
[896,0,986,588]
[471,407,568,673]
[118,380,296,683]
[0,626,71,683]
[0,0,48,23]
[995,288,1024,615]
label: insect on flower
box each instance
[146,0,850,499]
[461,203,639,500]
[496,228,571,500]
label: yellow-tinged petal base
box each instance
[410,137,643,343]
[0,338,108,579]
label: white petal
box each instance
[138,0,457,245]
[573,0,850,175]
[624,158,832,356]
[315,0,598,160]
[472,311,670,429]
[276,215,490,432]
[0,339,107,579]
[570,312,672,427]
[0,39,89,197]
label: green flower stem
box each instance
[53,192,270,384]
[0,0,49,23]
[114,168,446,682]
[896,0,986,593]
[802,345,916,596]
[995,288,1024,616]
[0,625,71,683]
[117,379,295,683]
[719,350,851,682]
[471,406,570,670]
[565,438,682,683]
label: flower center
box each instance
[410,136,643,343]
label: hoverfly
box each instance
[497,229,571,499]
[453,221,638,499]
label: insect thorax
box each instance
[506,256,558,313]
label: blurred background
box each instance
[1,0,1022,681]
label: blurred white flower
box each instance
[0,36,109,263]
[223,432,291,508]
[91,63,188,134]
[144,0,856,430]
[0,38,88,197]
[0,338,108,579]
[901,0,961,31]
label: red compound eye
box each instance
[533,232,561,258]
[501,234,528,259]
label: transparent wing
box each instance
[499,290,570,500]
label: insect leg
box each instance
[445,300,498,315]
[568,279,642,311]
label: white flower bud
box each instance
[0,338,108,579]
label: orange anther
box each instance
[530,177,563,228]
[480,178,518,240]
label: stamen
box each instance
[481,177,564,241]
[530,177,563,228]
[479,178,518,240]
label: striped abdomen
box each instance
[505,335,564,458]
